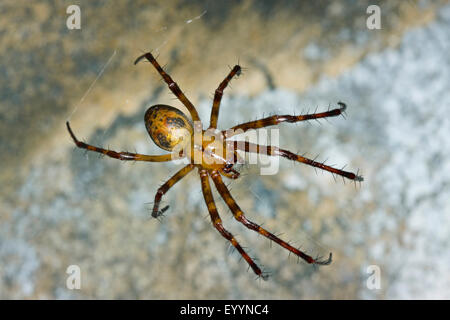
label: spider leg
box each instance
[67,122,174,162]
[234,141,364,182]
[219,143,244,180]
[199,169,267,279]
[223,102,347,138]
[220,168,240,179]
[151,164,195,218]
[209,65,241,129]
[134,52,201,122]
[210,170,332,266]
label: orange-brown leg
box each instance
[199,169,267,280]
[151,164,195,218]
[134,52,201,122]
[209,65,241,129]
[210,170,332,265]
[220,167,240,179]
[224,102,347,138]
[234,141,363,182]
[67,122,174,162]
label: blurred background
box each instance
[1,0,449,299]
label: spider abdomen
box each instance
[144,104,193,151]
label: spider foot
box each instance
[259,270,271,281]
[337,101,347,112]
[236,65,242,77]
[312,252,333,266]
[152,205,170,219]
[134,52,151,65]
[354,169,364,182]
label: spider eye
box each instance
[144,104,193,151]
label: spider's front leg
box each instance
[199,169,268,280]
[224,102,347,138]
[151,164,194,218]
[66,122,174,162]
[210,171,332,266]
[234,141,363,182]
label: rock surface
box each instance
[1,0,449,299]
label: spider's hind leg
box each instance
[134,52,201,122]
[199,169,268,280]
[211,170,333,266]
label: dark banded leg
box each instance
[134,52,201,122]
[234,141,363,182]
[199,169,267,280]
[151,164,195,218]
[210,170,332,266]
[67,122,173,162]
[224,102,347,138]
[209,65,241,129]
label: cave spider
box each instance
[66,52,363,280]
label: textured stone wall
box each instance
[1,0,449,299]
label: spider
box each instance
[66,52,363,280]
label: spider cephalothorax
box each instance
[66,52,363,280]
